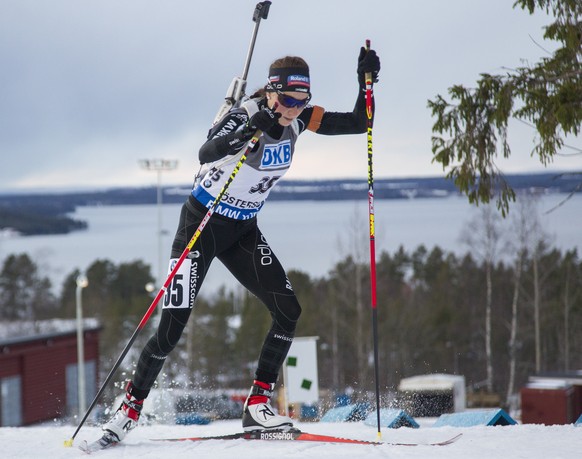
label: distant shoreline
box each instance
[0,172,579,236]
[1,172,579,203]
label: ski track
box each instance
[2,419,580,459]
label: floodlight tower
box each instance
[138,159,178,292]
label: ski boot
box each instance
[242,380,293,431]
[102,382,144,442]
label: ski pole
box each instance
[213,1,271,124]
[65,131,262,446]
[66,1,273,444]
[364,39,382,440]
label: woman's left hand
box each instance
[357,47,381,85]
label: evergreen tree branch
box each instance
[429,0,582,216]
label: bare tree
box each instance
[562,258,572,371]
[560,250,581,372]
[531,238,555,373]
[460,205,504,393]
[505,193,542,407]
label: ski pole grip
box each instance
[253,1,271,22]
[364,39,373,119]
[365,39,372,82]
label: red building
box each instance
[0,321,101,426]
[521,373,582,425]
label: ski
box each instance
[79,428,462,452]
[398,432,463,446]
[152,428,379,445]
[151,428,462,447]
[78,432,119,454]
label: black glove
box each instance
[246,107,281,134]
[357,47,381,86]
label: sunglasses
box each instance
[273,90,311,109]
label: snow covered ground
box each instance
[2,419,580,459]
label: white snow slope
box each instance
[1,419,580,459]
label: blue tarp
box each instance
[320,403,370,422]
[364,409,419,429]
[433,408,517,427]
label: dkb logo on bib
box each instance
[261,140,291,170]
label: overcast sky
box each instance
[1,0,579,193]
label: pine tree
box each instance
[0,253,56,320]
[428,0,582,215]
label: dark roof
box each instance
[0,325,103,347]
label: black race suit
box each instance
[131,88,372,397]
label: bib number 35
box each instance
[162,258,198,309]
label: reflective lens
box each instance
[275,90,311,109]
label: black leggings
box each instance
[132,196,302,396]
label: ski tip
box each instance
[78,441,94,455]
[63,438,74,447]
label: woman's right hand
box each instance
[246,107,282,133]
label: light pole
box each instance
[145,282,155,296]
[138,159,178,290]
[75,273,89,418]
